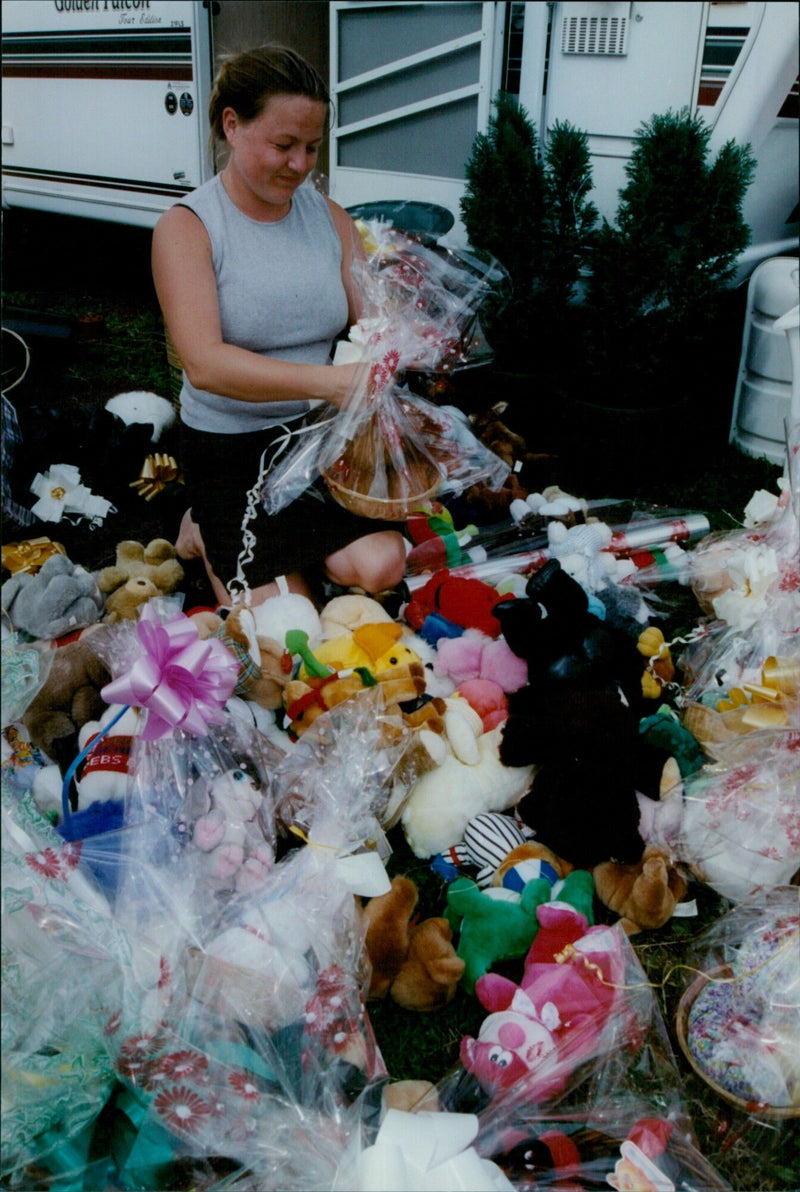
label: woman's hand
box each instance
[325,361,370,409]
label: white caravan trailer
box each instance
[0,0,329,227]
[2,1,798,275]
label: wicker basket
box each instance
[323,470,440,520]
[676,965,800,1120]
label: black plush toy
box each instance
[495,561,672,869]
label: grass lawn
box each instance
[3,209,796,1190]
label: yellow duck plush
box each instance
[299,621,421,680]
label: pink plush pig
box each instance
[460,901,624,1100]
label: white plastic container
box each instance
[730,256,800,463]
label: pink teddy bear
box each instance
[460,900,625,1101]
[193,768,274,893]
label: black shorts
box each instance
[181,421,399,593]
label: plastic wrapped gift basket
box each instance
[262,221,512,521]
[675,888,800,1120]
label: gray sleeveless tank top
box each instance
[176,175,348,433]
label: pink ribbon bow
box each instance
[101,605,239,740]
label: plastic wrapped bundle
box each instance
[676,887,800,1119]
[678,729,800,903]
[425,910,735,1190]
[1,778,121,1184]
[261,225,511,518]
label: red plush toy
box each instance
[405,570,512,639]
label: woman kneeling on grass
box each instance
[152,43,406,608]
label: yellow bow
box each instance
[130,454,183,501]
[717,655,799,728]
[1,537,66,575]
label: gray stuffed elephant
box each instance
[2,553,104,640]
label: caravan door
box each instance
[520,1,799,269]
[328,1,501,242]
[1,0,213,227]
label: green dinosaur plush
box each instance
[446,868,595,994]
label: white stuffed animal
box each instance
[401,722,535,858]
[250,592,322,649]
[75,704,146,807]
[104,391,175,444]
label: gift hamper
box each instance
[676,888,800,1120]
[261,222,511,520]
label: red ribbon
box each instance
[101,605,239,740]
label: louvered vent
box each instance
[562,12,629,56]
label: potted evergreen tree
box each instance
[582,107,756,411]
[460,93,597,388]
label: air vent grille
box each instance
[562,14,628,55]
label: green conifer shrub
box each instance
[460,94,597,373]
[584,107,756,406]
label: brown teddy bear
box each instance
[593,844,689,935]
[22,630,112,772]
[96,539,184,622]
[190,607,292,711]
[362,875,465,1011]
[463,402,558,518]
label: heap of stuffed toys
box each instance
[3,243,799,1187]
[4,428,799,1188]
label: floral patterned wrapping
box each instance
[2,688,394,1189]
[683,889,800,1111]
[1,778,120,1180]
[679,730,800,902]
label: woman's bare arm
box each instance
[326,196,366,326]
[151,204,359,407]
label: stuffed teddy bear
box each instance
[459,900,624,1101]
[593,844,689,935]
[460,403,557,520]
[362,875,465,1011]
[318,593,395,638]
[400,722,535,859]
[21,631,112,772]
[2,552,105,640]
[282,669,380,739]
[191,607,293,711]
[281,653,430,740]
[493,559,646,710]
[494,560,678,870]
[96,539,184,622]
[446,867,595,994]
[504,686,675,870]
[188,766,275,894]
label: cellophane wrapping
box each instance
[2,674,401,1188]
[261,224,511,518]
[676,887,799,1118]
[676,728,800,904]
[400,919,733,1191]
[1,777,120,1184]
[271,681,432,845]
